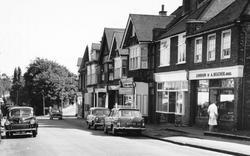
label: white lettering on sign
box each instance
[196,72,232,78]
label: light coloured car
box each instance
[86,107,110,130]
[104,108,145,135]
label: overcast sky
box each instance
[0,0,182,76]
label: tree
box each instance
[0,73,12,98]
[10,67,23,105]
[23,58,78,115]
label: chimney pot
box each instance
[159,4,167,16]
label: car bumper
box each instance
[114,127,146,131]
[5,127,37,133]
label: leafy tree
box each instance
[24,58,78,115]
[0,73,12,98]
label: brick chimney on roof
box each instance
[159,5,167,16]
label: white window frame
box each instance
[194,37,203,63]
[221,29,231,60]
[177,32,186,64]
[207,33,216,61]
[160,38,170,66]
[129,45,141,70]
[114,57,122,79]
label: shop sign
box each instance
[189,65,244,80]
[119,87,134,95]
[120,78,134,87]
[108,85,120,90]
[95,87,107,92]
[87,87,94,93]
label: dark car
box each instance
[86,107,110,130]
[49,108,63,120]
[4,106,38,138]
[104,108,145,135]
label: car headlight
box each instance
[141,120,145,127]
[95,117,99,121]
[5,120,10,126]
[30,119,36,124]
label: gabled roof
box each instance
[108,30,125,59]
[193,0,249,34]
[121,14,175,47]
[99,28,124,63]
[103,28,124,51]
[78,46,89,72]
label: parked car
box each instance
[49,108,63,120]
[104,108,145,135]
[4,106,38,138]
[86,107,110,130]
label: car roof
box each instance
[90,107,109,110]
[9,106,33,110]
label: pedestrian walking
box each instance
[207,101,218,132]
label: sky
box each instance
[0,0,182,76]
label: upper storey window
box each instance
[177,32,186,64]
[160,38,170,66]
[221,29,231,60]
[207,34,216,61]
[129,44,148,70]
[194,37,203,63]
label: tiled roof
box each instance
[78,46,89,72]
[130,14,175,41]
[77,57,82,67]
[195,0,249,33]
[114,31,124,48]
[104,28,124,50]
[158,1,210,39]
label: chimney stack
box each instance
[159,5,167,16]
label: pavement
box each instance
[143,123,250,156]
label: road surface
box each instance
[0,117,231,156]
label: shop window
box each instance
[221,29,231,60]
[207,34,216,61]
[176,92,184,115]
[194,37,203,63]
[197,80,209,118]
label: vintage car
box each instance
[49,108,63,120]
[104,108,145,135]
[4,106,38,138]
[86,107,110,130]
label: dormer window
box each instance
[221,29,231,60]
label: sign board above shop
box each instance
[119,87,134,95]
[189,65,244,80]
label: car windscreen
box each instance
[10,108,33,118]
[119,110,142,118]
[92,109,109,116]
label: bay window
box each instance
[129,44,148,70]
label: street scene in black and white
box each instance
[1,0,250,156]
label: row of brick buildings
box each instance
[77,0,250,130]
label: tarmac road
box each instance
[0,117,232,156]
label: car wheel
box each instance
[32,130,37,137]
[6,132,10,138]
[104,125,108,134]
[87,122,91,129]
[111,125,117,136]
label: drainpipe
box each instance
[242,23,247,129]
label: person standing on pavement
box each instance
[207,101,218,132]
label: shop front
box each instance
[189,65,244,130]
[94,87,107,108]
[107,85,120,109]
[154,70,189,125]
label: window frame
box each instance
[207,33,216,62]
[159,38,170,67]
[194,37,203,63]
[177,33,186,64]
[221,29,231,60]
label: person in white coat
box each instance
[207,102,218,132]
